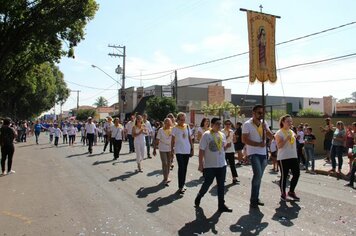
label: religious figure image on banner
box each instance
[247,11,277,83]
[258,27,267,70]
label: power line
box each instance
[177,52,356,88]
[128,20,356,78]
[66,80,118,90]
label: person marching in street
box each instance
[296,124,305,169]
[68,123,77,146]
[62,122,68,144]
[167,113,177,170]
[80,123,86,146]
[111,118,124,161]
[103,116,114,153]
[222,119,239,184]
[153,118,173,186]
[53,123,62,147]
[48,123,55,144]
[132,115,147,172]
[33,120,46,145]
[234,121,246,165]
[0,118,17,176]
[197,117,210,143]
[275,115,301,201]
[194,117,233,213]
[142,114,153,159]
[125,114,135,153]
[242,105,274,208]
[171,112,194,195]
[84,117,96,154]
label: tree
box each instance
[0,1,98,118]
[265,109,287,121]
[0,62,70,119]
[202,102,240,117]
[146,97,177,122]
[76,109,96,121]
[337,91,356,103]
[93,96,108,107]
[297,108,323,117]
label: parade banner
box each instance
[247,11,277,83]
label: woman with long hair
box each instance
[197,117,210,142]
[275,114,300,201]
[132,115,147,172]
[153,118,173,186]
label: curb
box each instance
[314,169,349,181]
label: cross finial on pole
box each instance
[259,4,263,12]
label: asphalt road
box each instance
[0,134,355,236]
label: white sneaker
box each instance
[7,170,15,175]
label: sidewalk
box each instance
[314,155,352,181]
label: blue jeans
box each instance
[330,145,344,170]
[249,154,267,203]
[198,166,227,207]
[35,131,40,144]
[304,146,315,171]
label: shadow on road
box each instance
[119,158,136,163]
[136,183,165,198]
[66,152,89,158]
[185,176,204,188]
[178,207,222,235]
[272,201,301,227]
[146,169,162,177]
[109,171,138,182]
[92,159,115,165]
[146,193,182,213]
[230,207,268,235]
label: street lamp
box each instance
[91,64,122,113]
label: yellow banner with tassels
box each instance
[247,11,277,83]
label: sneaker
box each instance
[288,191,300,201]
[232,179,240,184]
[280,193,287,201]
[218,205,233,213]
[7,170,15,175]
[344,183,354,188]
[309,170,316,175]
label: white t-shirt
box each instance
[111,125,124,140]
[199,130,227,168]
[156,128,172,152]
[85,123,96,134]
[270,139,277,153]
[104,122,113,134]
[48,127,55,135]
[221,129,235,153]
[172,125,192,154]
[297,130,304,144]
[54,128,62,137]
[68,126,77,136]
[144,120,153,136]
[275,129,298,161]
[133,126,145,143]
[125,121,134,135]
[242,118,271,156]
[62,126,68,135]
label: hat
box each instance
[107,116,112,120]
[88,117,92,120]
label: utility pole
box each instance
[70,90,81,115]
[174,70,178,105]
[108,45,126,120]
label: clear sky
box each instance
[57,0,356,113]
